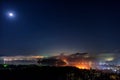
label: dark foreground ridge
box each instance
[0,64,119,80]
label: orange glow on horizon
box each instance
[73,61,92,69]
[75,64,90,69]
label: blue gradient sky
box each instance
[1,0,120,56]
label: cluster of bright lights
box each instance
[105,57,114,61]
[2,56,44,61]
[71,61,92,69]
[75,64,90,69]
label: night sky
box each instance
[1,0,120,56]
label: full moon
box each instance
[9,12,14,17]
